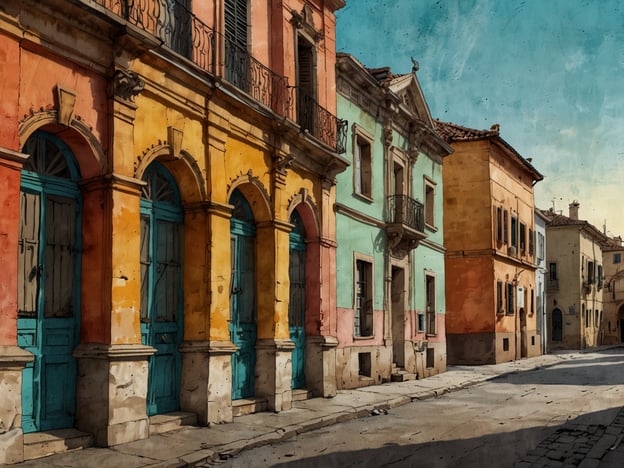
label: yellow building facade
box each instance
[0,0,347,462]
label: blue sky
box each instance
[336,0,624,237]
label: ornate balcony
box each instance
[385,195,426,254]
[293,88,347,154]
[91,0,346,153]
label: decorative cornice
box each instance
[73,343,156,360]
[178,340,237,355]
[0,346,34,370]
[335,202,385,228]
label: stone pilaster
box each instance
[305,335,337,397]
[179,340,237,425]
[0,347,34,464]
[255,339,296,412]
[73,344,155,447]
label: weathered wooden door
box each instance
[288,211,306,389]
[17,131,81,433]
[552,308,563,342]
[229,190,256,400]
[140,162,183,416]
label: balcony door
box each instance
[224,0,250,91]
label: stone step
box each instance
[232,398,267,417]
[291,388,311,401]
[390,371,417,382]
[149,411,197,435]
[23,428,93,461]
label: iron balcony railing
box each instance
[386,195,425,233]
[294,87,347,153]
[92,0,346,153]
[547,279,559,290]
[223,35,290,116]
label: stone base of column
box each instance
[255,339,296,412]
[305,335,338,398]
[0,346,34,464]
[179,340,237,425]
[73,343,155,447]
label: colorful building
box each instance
[0,0,347,462]
[334,54,452,388]
[436,121,543,365]
[539,203,607,350]
[602,236,624,345]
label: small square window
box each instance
[614,253,621,264]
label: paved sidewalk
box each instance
[9,350,621,467]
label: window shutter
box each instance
[44,196,76,318]
[18,192,41,317]
[225,0,248,48]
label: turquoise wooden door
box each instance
[17,131,81,433]
[140,162,183,416]
[288,211,306,389]
[229,190,256,400]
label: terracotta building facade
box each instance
[0,0,347,462]
[436,122,543,365]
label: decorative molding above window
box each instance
[290,5,324,43]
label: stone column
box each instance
[179,201,238,425]
[75,174,153,446]
[0,148,35,464]
[255,219,294,412]
[73,344,154,447]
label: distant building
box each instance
[539,203,608,350]
[335,54,452,388]
[601,236,624,344]
[435,121,543,365]
[535,209,548,353]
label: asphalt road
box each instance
[216,349,624,468]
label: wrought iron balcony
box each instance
[293,87,347,154]
[94,0,216,71]
[223,35,290,116]
[91,0,346,153]
[385,195,426,253]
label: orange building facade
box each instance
[436,122,543,365]
[0,0,346,462]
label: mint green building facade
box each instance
[334,54,452,389]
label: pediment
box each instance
[388,73,434,128]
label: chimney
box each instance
[569,201,580,220]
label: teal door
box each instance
[288,211,306,389]
[229,190,256,400]
[140,162,183,416]
[17,131,81,433]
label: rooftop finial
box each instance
[411,56,419,73]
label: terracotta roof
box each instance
[536,207,609,243]
[434,120,543,182]
[434,120,500,142]
[365,66,410,86]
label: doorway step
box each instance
[390,363,416,382]
[149,411,197,435]
[291,388,311,402]
[23,428,93,460]
[232,398,267,417]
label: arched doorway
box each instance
[17,130,82,432]
[229,189,257,400]
[289,210,306,389]
[140,161,184,415]
[552,308,563,342]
